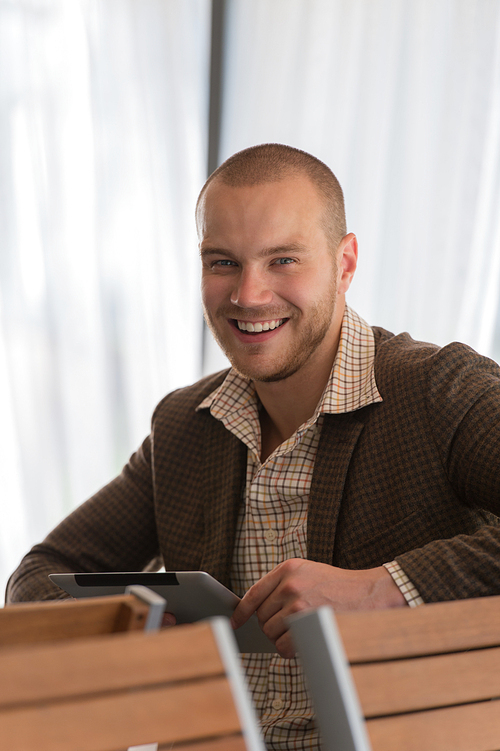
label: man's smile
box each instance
[235,318,287,333]
[226,317,291,345]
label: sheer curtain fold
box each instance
[0,0,210,594]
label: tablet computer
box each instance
[49,571,276,654]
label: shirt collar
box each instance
[197,305,383,420]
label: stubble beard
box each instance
[203,281,338,384]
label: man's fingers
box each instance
[231,568,282,628]
[275,631,296,659]
[258,609,289,643]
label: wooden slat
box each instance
[336,596,500,662]
[353,645,500,716]
[0,676,241,751]
[367,698,500,751]
[166,735,248,751]
[0,621,223,706]
[0,595,149,645]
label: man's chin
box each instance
[206,322,309,382]
[229,357,303,384]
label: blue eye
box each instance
[274,258,294,265]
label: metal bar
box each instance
[125,584,166,633]
[207,0,227,177]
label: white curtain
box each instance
[207,0,500,370]
[0,0,210,594]
[2,0,500,597]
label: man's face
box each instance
[199,175,346,383]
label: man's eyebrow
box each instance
[199,247,230,258]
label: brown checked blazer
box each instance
[7,327,500,604]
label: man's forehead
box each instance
[200,173,324,220]
[196,173,329,248]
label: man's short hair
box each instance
[196,143,347,249]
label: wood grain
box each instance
[353,645,500,716]
[0,595,150,645]
[368,699,500,751]
[0,619,251,751]
[0,622,223,705]
[336,595,500,662]
[0,677,240,751]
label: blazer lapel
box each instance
[200,414,247,589]
[307,412,365,564]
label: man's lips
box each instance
[229,318,289,338]
[235,318,285,333]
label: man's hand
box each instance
[231,558,406,658]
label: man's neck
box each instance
[255,339,339,462]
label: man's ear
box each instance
[336,233,358,294]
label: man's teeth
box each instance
[237,319,284,332]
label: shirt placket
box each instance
[243,433,317,735]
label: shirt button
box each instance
[264,529,277,542]
[272,698,284,711]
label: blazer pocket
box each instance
[338,509,434,569]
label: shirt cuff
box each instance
[383,561,424,607]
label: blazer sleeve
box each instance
[5,435,160,603]
[395,342,500,601]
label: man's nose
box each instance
[230,268,273,308]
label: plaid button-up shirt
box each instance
[199,306,422,749]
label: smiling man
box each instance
[199,176,346,386]
[8,144,500,750]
